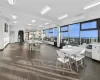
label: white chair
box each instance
[56,50,72,74]
[71,49,86,72]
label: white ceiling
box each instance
[0,0,99,31]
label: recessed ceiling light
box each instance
[8,0,15,5]
[28,24,32,26]
[41,6,51,14]
[45,22,49,25]
[13,21,17,23]
[84,0,100,10]
[32,19,36,23]
[12,15,17,19]
[58,14,68,20]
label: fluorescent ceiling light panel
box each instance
[84,0,100,10]
[8,0,15,5]
[32,19,36,23]
[12,15,17,19]
[41,6,51,14]
[58,14,68,20]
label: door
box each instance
[18,30,24,43]
[10,31,15,43]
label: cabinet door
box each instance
[92,46,100,61]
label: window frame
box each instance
[49,28,53,33]
[60,26,68,32]
[80,20,98,31]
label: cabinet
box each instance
[92,44,100,61]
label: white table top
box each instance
[60,47,83,56]
[28,40,43,44]
[34,40,43,44]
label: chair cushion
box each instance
[57,58,69,63]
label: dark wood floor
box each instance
[0,43,100,80]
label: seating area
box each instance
[57,45,86,72]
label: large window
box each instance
[49,33,53,37]
[81,30,98,44]
[54,28,58,37]
[61,26,68,43]
[44,29,49,40]
[49,28,53,33]
[49,28,53,41]
[69,23,80,45]
[61,32,68,39]
[53,28,58,41]
[81,21,98,44]
[61,26,68,32]
[81,21,97,29]
[45,29,49,37]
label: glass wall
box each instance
[43,19,99,47]
[49,28,53,41]
[60,26,68,43]
[69,23,80,46]
[81,21,98,44]
[44,29,49,40]
[81,30,98,44]
[81,21,96,29]
[53,27,58,42]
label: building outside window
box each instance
[60,26,68,43]
[49,28,53,41]
[53,27,58,42]
[69,23,80,46]
[81,21,98,44]
[44,29,49,40]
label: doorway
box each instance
[18,30,24,44]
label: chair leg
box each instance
[81,59,84,69]
[66,62,70,70]
[63,63,65,75]
[56,60,58,71]
[76,61,78,72]
[68,62,72,71]
[83,58,85,66]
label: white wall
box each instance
[0,15,4,49]
[10,26,25,43]
[0,14,10,49]
[3,18,10,48]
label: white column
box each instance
[57,26,60,47]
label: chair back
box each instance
[75,49,86,57]
[80,49,86,55]
[56,50,66,58]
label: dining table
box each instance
[59,47,84,57]
[27,40,43,50]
